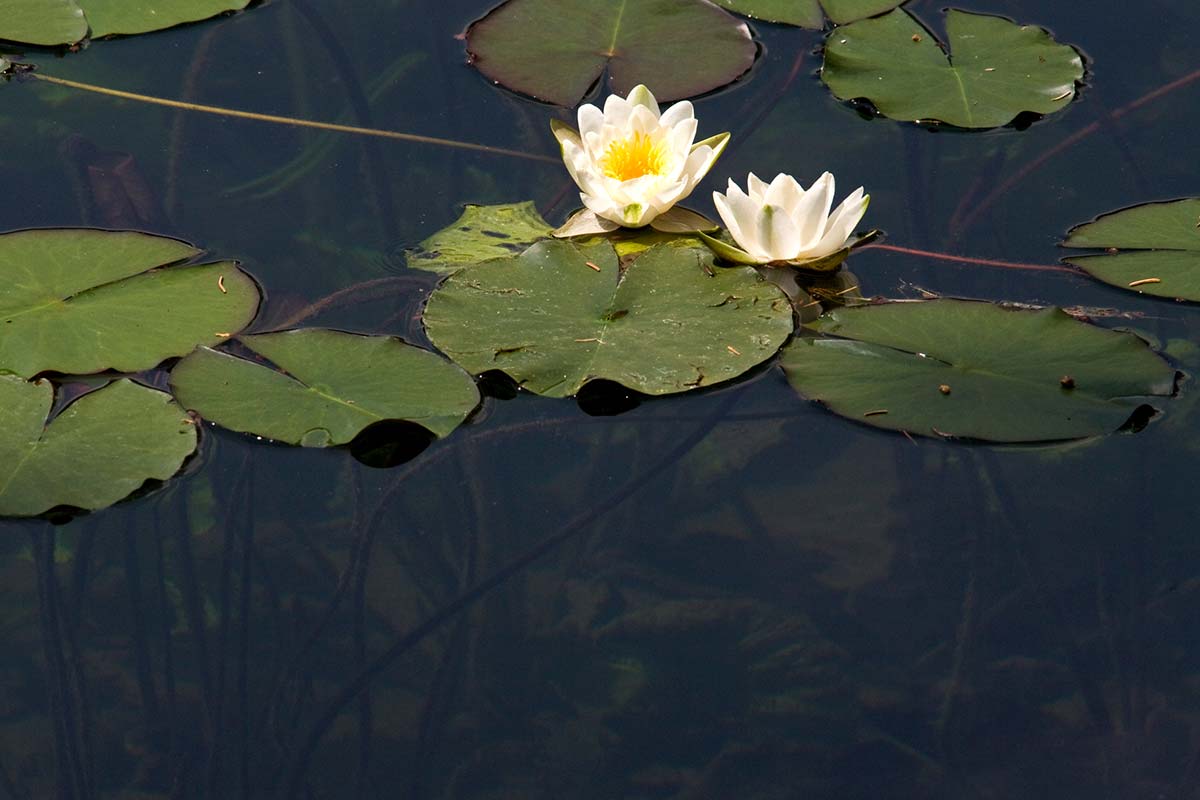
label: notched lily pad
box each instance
[780,299,1177,442]
[0,375,197,518]
[821,9,1084,128]
[406,202,552,275]
[464,0,757,106]
[169,328,480,444]
[422,239,794,398]
[715,0,904,29]
[0,228,260,377]
[1062,199,1200,302]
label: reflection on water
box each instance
[3,0,1200,797]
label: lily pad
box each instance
[821,9,1084,128]
[714,0,903,29]
[406,202,552,275]
[169,328,480,444]
[464,0,757,106]
[0,0,87,46]
[0,375,197,518]
[423,240,793,397]
[0,229,260,378]
[81,0,250,38]
[780,300,1176,442]
[1062,199,1200,302]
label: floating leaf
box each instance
[407,202,552,275]
[170,329,480,444]
[80,0,250,37]
[0,376,197,518]
[464,0,757,106]
[821,9,1083,128]
[780,300,1176,442]
[423,240,793,398]
[0,0,86,46]
[0,229,260,377]
[1062,199,1200,302]
[714,0,903,29]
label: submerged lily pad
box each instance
[821,9,1084,128]
[715,0,903,29]
[0,0,248,44]
[0,229,259,377]
[780,300,1176,442]
[1062,199,1200,302]
[423,240,793,398]
[407,202,552,275]
[0,375,197,518]
[0,0,87,46]
[464,0,757,106]
[169,329,480,444]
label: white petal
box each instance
[806,192,869,259]
[625,84,660,117]
[789,172,836,249]
[764,173,805,215]
[754,204,803,262]
[552,208,619,238]
[581,193,626,226]
[746,172,770,202]
[577,104,605,143]
[713,191,750,252]
[602,94,632,128]
[722,182,765,254]
[628,104,660,135]
[659,99,694,129]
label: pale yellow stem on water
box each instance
[29,72,558,164]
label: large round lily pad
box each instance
[0,375,197,518]
[0,0,248,44]
[0,0,87,46]
[407,202,552,275]
[423,240,794,398]
[1062,199,1200,302]
[821,9,1084,128]
[780,300,1176,442]
[715,0,903,29]
[0,229,260,377]
[464,0,757,106]
[169,329,480,445]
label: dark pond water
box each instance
[4,0,1200,797]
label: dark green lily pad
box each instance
[0,229,260,377]
[464,0,757,106]
[0,0,87,46]
[714,0,903,29]
[423,240,793,398]
[1062,199,1200,302]
[0,375,197,518]
[169,329,480,444]
[821,9,1084,128]
[780,300,1176,442]
[407,202,552,275]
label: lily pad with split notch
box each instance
[780,299,1177,442]
[0,375,198,518]
[464,0,757,106]
[821,9,1084,128]
[1062,199,1200,302]
[169,328,480,445]
[422,239,794,398]
[0,228,260,377]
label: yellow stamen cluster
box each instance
[601,132,667,182]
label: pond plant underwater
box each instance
[3,0,1200,797]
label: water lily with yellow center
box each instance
[702,172,871,271]
[551,85,730,237]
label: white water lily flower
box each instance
[551,84,729,236]
[706,172,870,267]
